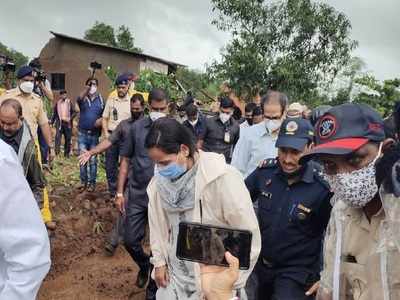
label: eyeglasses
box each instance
[264,116,281,120]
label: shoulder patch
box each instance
[258,158,278,169]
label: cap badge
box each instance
[286,121,298,134]
[318,115,337,139]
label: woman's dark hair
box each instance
[145,118,196,157]
[85,77,99,86]
[130,93,145,107]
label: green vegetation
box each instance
[84,21,142,53]
[47,155,107,189]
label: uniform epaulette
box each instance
[258,158,278,169]
[313,168,330,190]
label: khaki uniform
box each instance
[0,88,48,138]
[102,94,131,131]
[320,203,400,299]
[108,89,149,102]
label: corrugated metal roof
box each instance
[50,31,185,68]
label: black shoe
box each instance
[87,184,96,193]
[136,267,149,289]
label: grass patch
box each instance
[47,155,107,188]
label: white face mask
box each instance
[324,143,383,208]
[265,119,282,133]
[19,81,34,94]
[219,112,231,124]
[150,111,166,121]
[89,86,97,95]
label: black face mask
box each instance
[246,118,253,126]
[131,111,143,121]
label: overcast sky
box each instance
[0,0,398,80]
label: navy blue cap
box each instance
[17,65,33,79]
[276,118,314,151]
[304,103,385,157]
[122,71,138,81]
[115,74,129,86]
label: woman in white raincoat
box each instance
[145,118,261,300]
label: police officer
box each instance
[245,118,332,300]
[115,88,169,299]
[102,74,132,197]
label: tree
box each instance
[84,22,142,52]
[175,67,221,103]
[84,21,117,47]
[0,42,29,88]
[135,69,181,101]
[352,76,400,117]
[0,42,28,69]
[209,0,357,104]
[116,26,142,53]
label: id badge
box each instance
[224,131,231,143]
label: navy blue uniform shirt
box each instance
[245,159,332,274]
[120,116,154,203]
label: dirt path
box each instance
[38,184,147,300]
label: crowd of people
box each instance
[0,62,400,300]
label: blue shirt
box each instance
[245,159,332,274]
[77,94,104,131]
[231,122,278,177]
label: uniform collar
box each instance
[15,88,36,100]
[114,94,130,102]
[275,161,315,184]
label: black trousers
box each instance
[123,197,157,299]
[55,121,72,157]
[123,198,149,271]
[105,141,119,196]
[256,263,316,300]
[37,127,49,164]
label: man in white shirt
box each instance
[231,91,288,177]
[0,139,50,299]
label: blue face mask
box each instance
[157,162,187,180]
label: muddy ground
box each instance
[38,183,147,300]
